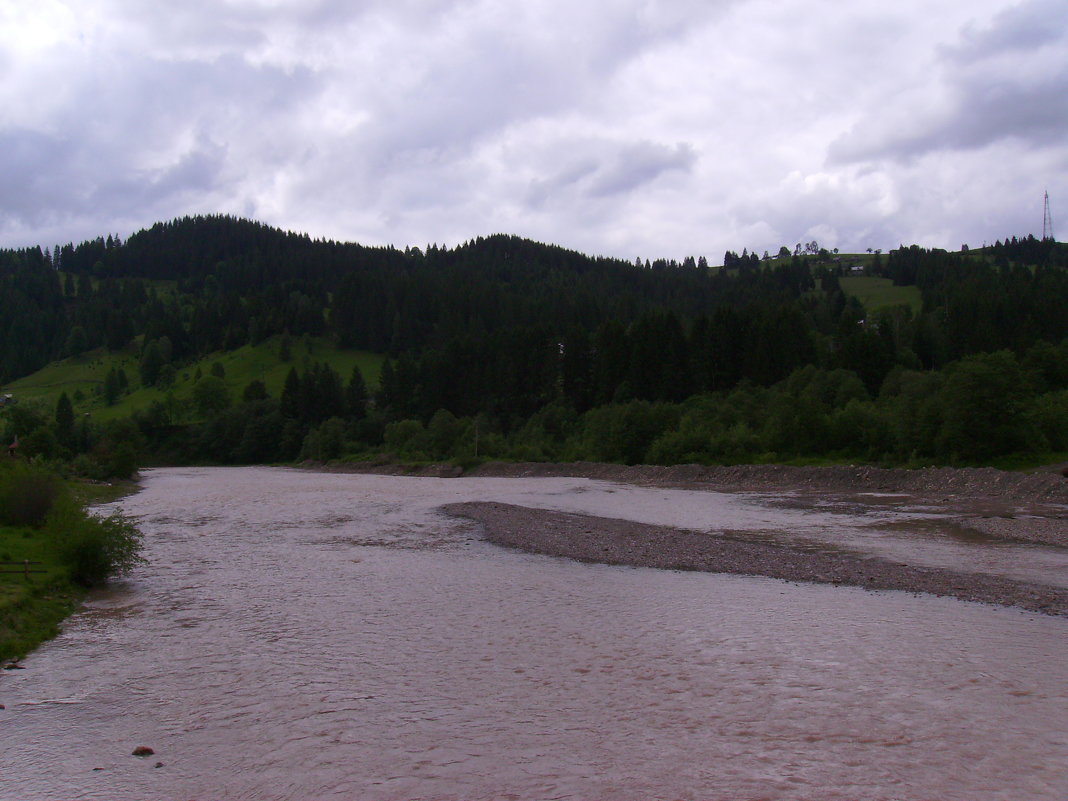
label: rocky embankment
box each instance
[444,501,1068,618]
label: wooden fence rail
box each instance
[0,560,48,578]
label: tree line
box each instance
[3,216,1068,472]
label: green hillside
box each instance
[4,337,382,423]
[839,276,922,314]
[3,218,1067,471]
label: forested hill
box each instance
[3,214,816,381]
[3,214,1068,469]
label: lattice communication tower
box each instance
[1043,191,1054,241]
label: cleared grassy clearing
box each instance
[839,276,922,314]
[3,348,140,407]
[4,336,383,422]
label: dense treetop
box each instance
[3,215,1067,469]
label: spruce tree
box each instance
[346,365,369,420]
[55,392,74,445]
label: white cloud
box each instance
[1,0,1064,259]
[830,0,1068,161]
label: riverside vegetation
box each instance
[1,218,1066,657]
[0,460,143,661]
[2,218,1066,471]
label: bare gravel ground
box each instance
[444,501,1068,617]
[463,461,1068,548]
[312,459,1068,613]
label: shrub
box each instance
[383,419,427,457]
[939,351,1043,460]
[21,426,62,460]
[88,418,146,479]
[1032,390,1068,451]
[0,462,65,528]
[709,421,762,462]
[48,503,145,587]
[192,375,231,417]
[426,409,463,459]
[579,401,681,465]
[300,417,347,461]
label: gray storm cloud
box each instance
[829,0,1068,163]
[1,0,1064,258]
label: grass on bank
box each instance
[0,520,83,661]
[984,451,1068,472]
[0,462,144,662]
[67,479,141,507]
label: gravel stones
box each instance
[445,501,1068,618]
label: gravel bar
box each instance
[444,501,1068,618]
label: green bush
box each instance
[939,351,1043,460]
[579,401,681,464]
[383,419,427,458]
[647,428,710,465]
[86,418,145,479]
[20,427,61,460]
[426,409,463,459]
[48,503,145,587]
[709,421,762,462]
[1032,390,1068,451]
[0,462,65,528]
[300,417,348,461]
[192,375,230,417]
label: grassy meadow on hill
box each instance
[5,337,382,424]
[838,276,923,315]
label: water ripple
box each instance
[2,467,1066,801]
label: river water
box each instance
[2,467,1067,800]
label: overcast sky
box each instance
[2,0,1065,261]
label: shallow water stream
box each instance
[2,467,1066,800]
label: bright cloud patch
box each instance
[1,0,1064,259]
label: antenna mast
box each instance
[1043,191,1054,241]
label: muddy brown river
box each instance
[2,467,1067,800]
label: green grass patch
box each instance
[4,347,141,409]
[67,479,141,507]
[0,582,82,663]
[4,336,383,424]
[0,464,145,661]
[187,337,383,403]
[979,451,1068,472]
[721,251,879,274]
[0,525,71,597]
[0,522,82,661]
[839,276,922,315]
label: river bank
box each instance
[0,477,142,663]
[9,466,1068,800]
[305,458,1068,614]
[314,459,1068,546]
[450,461,1068,615]
[444,501,1068,617]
